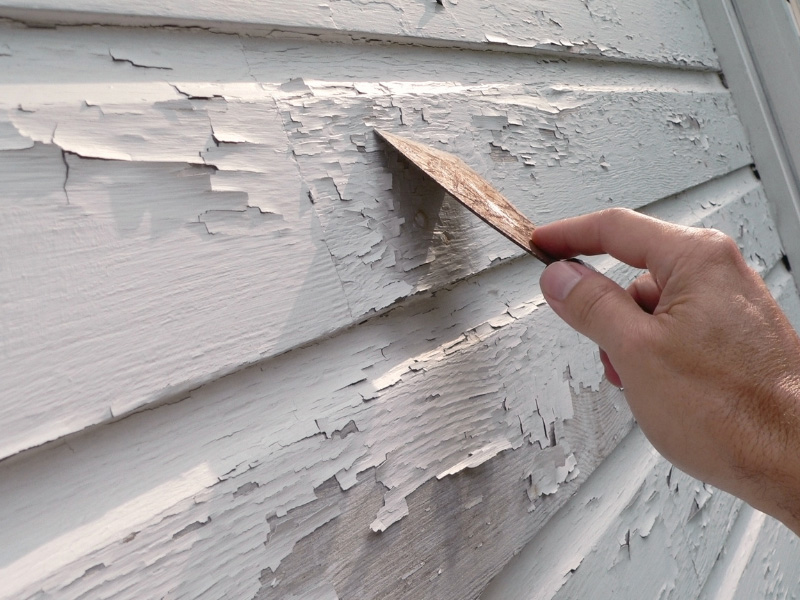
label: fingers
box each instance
[599,348,622,388]
[539,259,651,355]
[597,273,660,389]
[532,208,682,271]
[627,272,661,314]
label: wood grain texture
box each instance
[374,129,552,262]
[0,0,718,68]
[0,23,751,459]
[481,427,743,600]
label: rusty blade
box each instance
[375,129,553,264]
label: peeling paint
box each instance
[0,164,790,599]
[0,9,797,600]
[0,20,728,456]
[0,0,719,69]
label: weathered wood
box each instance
[374,129,553,263]
[0,172,786,600]
[481,428,743,600]
[0,0,719,68]
[3,3,800,599]
[0,23,751,459]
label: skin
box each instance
[532,208,800,536]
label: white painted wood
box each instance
[724,516,800,598]
[698,505,768,600]
[0,0,719,68]
[698,0,800,285]
[729,0,800,183]
[481,427,743,600]
[699,506,800,599]
[725,0,800,283]
[0,24,752,460]
[0,168,787,600]
[2,2,800,600]
[480,178,798,600]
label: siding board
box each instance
[698,506,800,600]
[2,3,800,599]
[0,24,751,459]
[0,170,789,600]
[0,0,718,68]
[481,428,744,600]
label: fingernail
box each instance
[541,260,586,301]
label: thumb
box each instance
[540,260,648,353]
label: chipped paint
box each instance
[1,5,799,600]
[0,22,752,460]
[481,427,744,600]
[0,162,793,599]
[0,0,719,68]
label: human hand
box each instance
[532,208,800,535]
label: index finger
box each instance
[531,208,683,270]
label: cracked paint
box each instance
[0,0,719,68]
[0,9,797,600]
[1,173,786,599]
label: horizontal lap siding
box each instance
[0,25,748,459]
[3,173,787,600]
[1,3,798,600]
[0,0,718,67]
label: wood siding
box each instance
[1,1,798,598]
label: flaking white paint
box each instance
[0,0,718,68]
[0,23,752,460]
[0,166,791,599]
[2,2,800,599]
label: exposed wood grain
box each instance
[374,129,553,263]
[481,427,743,600]
[0,0,719,68]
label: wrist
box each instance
[730,372,800,534]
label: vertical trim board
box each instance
[697,0,800,286]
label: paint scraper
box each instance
[374,129,555,265]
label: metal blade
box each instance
[375,129,553,264]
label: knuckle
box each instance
[599,207,635,223]
[690,228,742,263]
[615,325,651,361]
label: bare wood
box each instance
[375,129,553,264]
